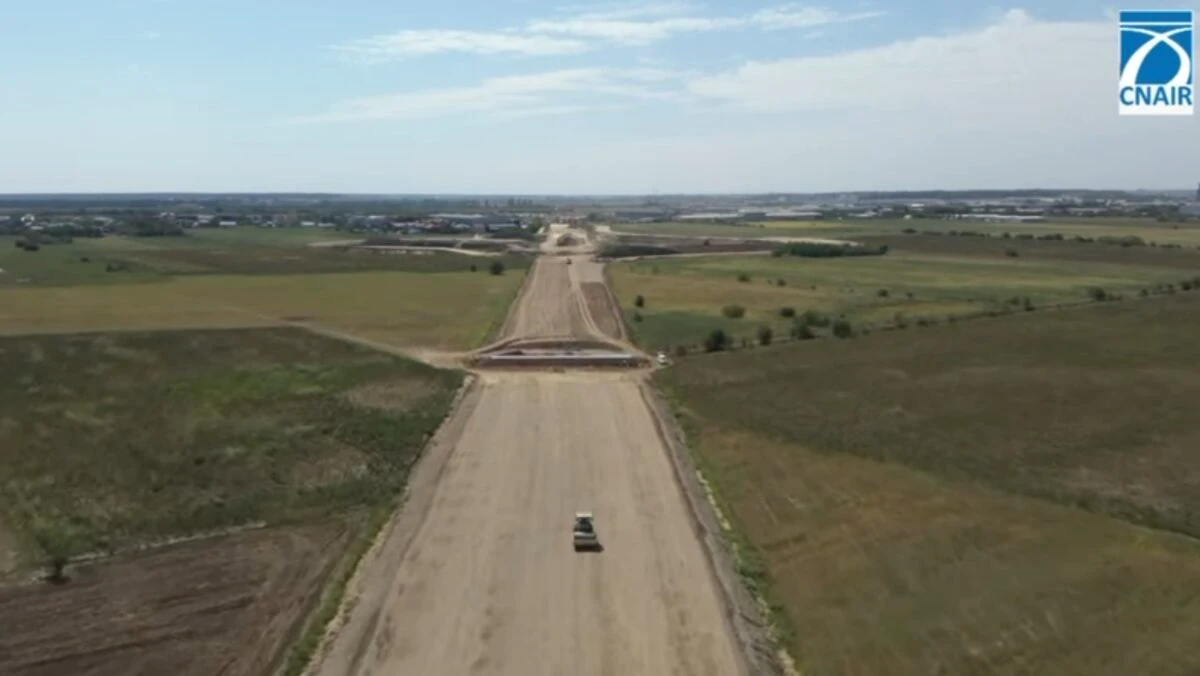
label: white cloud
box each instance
[749,5,886,30]
[687,9,1110,124]
[280,9,1194,193]
[293,68,680,123]
[333,30,587,60]
[332,4,885,60]
[529,4,881,44]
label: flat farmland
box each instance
[612,217,1200,246]
[609,248,1195,350]
[659,292,1200,674]
[0,235,528,285]
[0,328,462,572]
[0,520,355,676]
[0,269,525,350]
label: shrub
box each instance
[756,325,773,346]
[737,273,751,283]
[801,309,830,327]
[902,227,916,234]
[674,344,688,358]
[778,306,796,318]
[776,278,786,287]
[632,311,643,323]
[893,312,908,329]
[915,316,937,327]
[634,294,645,308]
[1182,280,1194,292]
[1088,287,1108,302]
[469,263,477,272]
[906,292,914,299]
[704,329,731,352]
[79,256,91,263]
[722,304,746,319]
[1023,297,1034,311]
[831,318,853,339]
[12,239,21,248]
[702,239,711,246]
[1138,288,1149,297]
[1005,248,1019,258]
[489,260,505,275]
[877,289,889,297]
[790,321,815,340]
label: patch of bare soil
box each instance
[340,377,440,412]
[0,520,356,676]
[581,282,624,341]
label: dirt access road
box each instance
[310,227,750,676]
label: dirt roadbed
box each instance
[307,224,781,676]
[309,372,753,675]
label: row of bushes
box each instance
[772,242,889,258]
[903,227,1194,249]
[599,243,680,259]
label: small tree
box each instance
[634,294,645,308]
[1023,297,1034,311]
[704,329,730,352]
[469,263,478,272]
[756,325,773,346]
[35,525,83,584]
[721,304,746,319]
[831,318,853,339]
[776,278,786,287]
[489,260,505,276]
[778,306,796,318]
[736,272,751,283]
[877,289,889,298]
[632,311,643,323]
[1088,287,1108,302]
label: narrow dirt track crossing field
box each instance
[312,228,747,676]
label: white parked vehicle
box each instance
[573,512,600,551]
[656,352,669,366]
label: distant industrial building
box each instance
[957,213,1046,223]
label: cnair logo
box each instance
[1119,9,1194,115]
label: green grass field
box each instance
[0,328,462,575]
[660,292,1200,675]
[610,248,1196,351]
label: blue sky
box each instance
[0,1,1195,193]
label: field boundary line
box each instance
[637,379,794,676]
[599,261,633,343]
[299,375,484,676]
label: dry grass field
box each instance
[0,269,525,350]
[0,520,356,676]
[659,293,1200,674]
[609,245,1198,350]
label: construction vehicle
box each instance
[573,512,600,551]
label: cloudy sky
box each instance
[0,1,1195,193]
